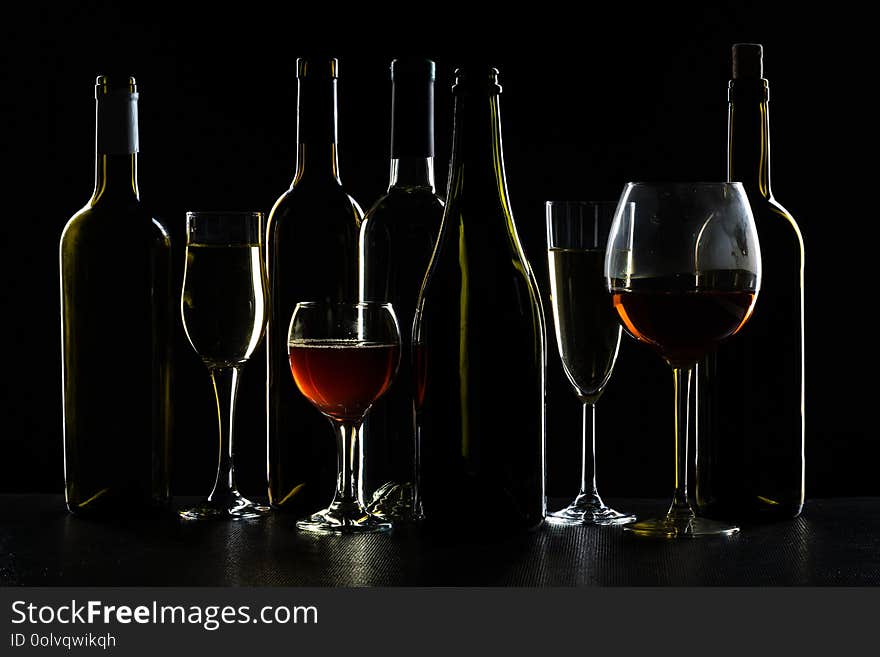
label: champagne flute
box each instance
[605,182,760,537]
[288,301,400,534]
[179,211,269,519]
[545,201,635,526]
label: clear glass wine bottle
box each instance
[359,58,444,523]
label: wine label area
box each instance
[3,1,875,564]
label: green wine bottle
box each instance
[414,66,546,532]
[59,75,172,516]
[697,44,805,521]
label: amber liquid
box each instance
[612,274,757,365]
[288,341,398,421]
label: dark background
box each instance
[1,2,871,502]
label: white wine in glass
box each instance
[546,201,635,526]
[180,211,270,520]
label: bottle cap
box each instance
[732,43,763,79]
[391,58,436,81]
[452,65,502,94]
[297,58,339,79]
[95,74,137,97]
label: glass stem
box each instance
[579,402,600,500]
[208,366,241,504]
[669,365,695,519]
[331,420,363,509]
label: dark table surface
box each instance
[2,496,878,586]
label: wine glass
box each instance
[288,301,401,534]
[545,201,635,526]
[179,211,270,520]
[605,183,761,538]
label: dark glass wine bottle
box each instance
[266,58,364,513]
[60,75,172,516]
[413,66,546,533]
[696,44,805,521]
[359,58,444,522]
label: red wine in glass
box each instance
[289,340,399,421]
[606,183,761,539]
[612,273,756,365]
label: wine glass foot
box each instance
[179,494,270,520]
[547,494,636,526]
[623,514,739,538]
[366,481,423,524]
[296,505,392,535]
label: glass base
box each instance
[367,481,423,524]
[547,493,636,526]
[179,493,270,520]
[296,502,392,535]
[623,514,739,538]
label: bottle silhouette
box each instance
[266,58,364,514]
[697,44,805,521]
[359,58,444,522]
[414,65,546,533]
[60,75,172,516]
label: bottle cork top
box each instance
[95,74,137,97]
[732,43,763,79]
[391,58,436,81]
[452,65,502,94]
[297,58,339,80]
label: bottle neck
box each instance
[294,78,341,184]
[727,79,772,200]
[91,92,140,203]
[389,157,435,191]
[388,75,435,191]
[447,91,510,200]
[92,154,139,203]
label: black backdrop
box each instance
[2,2,872,502]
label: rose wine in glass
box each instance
[287,302,401,534]
[288,341,399,421]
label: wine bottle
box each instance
[359,58,444,522]
[696,44,805,520]
[266,58,364,513]
[413,66,546,532]
[59,75,172,516]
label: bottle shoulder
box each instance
[361,187,445,227]
[61,203,95,239]
[766,196,804,244]
[61,200,166,247]
[268,181,364,228]
[750,194,805,255]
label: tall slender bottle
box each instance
[60,75,172,516]
[413,66,546,532]
[359,58,444,521]
[266,58,364,513]
[697,44,805,520]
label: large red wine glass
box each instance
[288,301,400,534]
[605,183,761,538]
